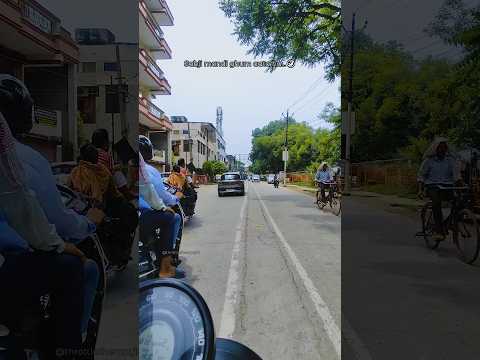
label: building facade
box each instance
[170,117,228,171]
[76,32,139,149]
[139,0,173,171]
[0,0,79,162]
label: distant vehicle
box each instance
[267,174,276,184]
[252,174,261,182]
[260,175,267,181]
[215,174,222,182]
[218,172,245,197]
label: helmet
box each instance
[0,74,34,135]
[138,135,153,161]
[91,128,110,149]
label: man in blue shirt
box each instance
[315,162,332,203]
[418,138,462,239]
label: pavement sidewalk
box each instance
[287,184,422,213]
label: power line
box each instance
[291,84,332,116]
[286,74,325,113]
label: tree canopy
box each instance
[249,104,340,174]
[344,1,480,163]
[219,0,341,79]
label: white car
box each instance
[252,174,260,182]
[267,174,276,184]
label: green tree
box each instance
[203,160,228,179]
[219,0,341,78]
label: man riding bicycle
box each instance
[418,137,463,240]
[315,162,332,203]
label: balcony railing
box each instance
[139,1,165,44]
[139,49,163,78]
[139,49,171,94]
[139,96,164,119]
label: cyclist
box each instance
[315,162,332,203]
[418,137,463,240]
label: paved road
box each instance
[342,194,480,360]
[178,182,341,360]
[95,238,138,360]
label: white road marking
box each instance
[218,183,249,338]
[252,184,342,358]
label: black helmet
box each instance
[92,128,110,149]
[0,74,34,136]
[138,135,153,160]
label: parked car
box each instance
[260,175,267,182]
[252,174,261,182]
[215,174,222,182]
[267,174,276,184]
[218,172,245,196]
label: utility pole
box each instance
[187,121,192,164]
[283,110,289,186]
[343,12,356,194]
[115,44,127,138]
[110,75,115,149]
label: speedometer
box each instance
[139,279,215,360]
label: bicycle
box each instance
[315,181,341,216]
[418,185,480,264]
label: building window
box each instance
[173,130,180,134]
[172,140,181,156]
[182,130,189,135]
[183,140,191,152]
[104,62,118,72]
[81,62,96,73]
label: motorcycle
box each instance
[138,203,185,280]
[0,185,108,360]
[139,278,263,359]
[164,180,197,219]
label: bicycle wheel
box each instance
[421,205,440,249]
[333,196,341,216]
[453,209,480,264]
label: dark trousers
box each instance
[318,183,330,201]
[426,185,454,234]
[139,210,177,258]
[0,251,84,359]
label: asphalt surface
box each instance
[95,236,138,360]
[178,182,341,360]
[342,194,480,360]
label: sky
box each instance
[157,1,340,157]
[343,0,475,60]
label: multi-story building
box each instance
[170,116,226,170]
[76,29,138,148]
[139,0,173,171]
[0,0,79,162]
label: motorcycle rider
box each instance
[0,111,85,359]
[0,74,103,343]
[138,152,183,278]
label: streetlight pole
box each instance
[283,110,289,186]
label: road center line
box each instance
[218,183,249,338]
[252,184,342,358]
